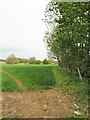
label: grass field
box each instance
[1,63,88,118]
[1,63,88,104]
[2,64,56,91]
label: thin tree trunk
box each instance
[57,56,61,67]
[77,67,82,81]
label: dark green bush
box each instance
[43,59,49,64]
[29,60,41,64]
[34,60,41,64]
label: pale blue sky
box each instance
[0,0,50,60]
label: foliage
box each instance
[29,57,36,61]
[22,58,29,64]
[18,58,24,63]
[34,60,41,64]
[44,2,90,79]
[5,54,19,64]
[29,57,36,64]
[43,59,49,64]
[6,55,42,64]
[29,57,41,64]
[29,60,41,64]
[53,66,88,118]
[53,67,88,103]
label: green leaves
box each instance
[44,1,89,78]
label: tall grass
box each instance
[2,72,22,92]
[2,64,56,91]
[53,66,88,104]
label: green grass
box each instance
[2,64,56,91]
[53,67,88,118]
[53,67,88,103]
[1,64,88,103]
[2,64,88,103]
[0,63,2,91]
[2,72,22,92]
[1,63,88,118]
[0,71,2,91]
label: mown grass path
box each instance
[2,70,27,92]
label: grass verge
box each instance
[52,66,88,118]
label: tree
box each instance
[29,57,41,64]
[29,57,36,64]
[18,58,23,63]
[43,59,49,64]
[23,58,29,64]
[6,54,19,64]
[44,1,90,79]
[29,57,36,61]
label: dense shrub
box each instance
[34,60,41,64]
[29,60,41,64]
[43,59,49,64]
[29,61,35,64]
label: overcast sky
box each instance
[0,0,50,60]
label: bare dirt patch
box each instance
[2,89,77,118]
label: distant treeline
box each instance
[0,59,5,62]
[5,54,57,65]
